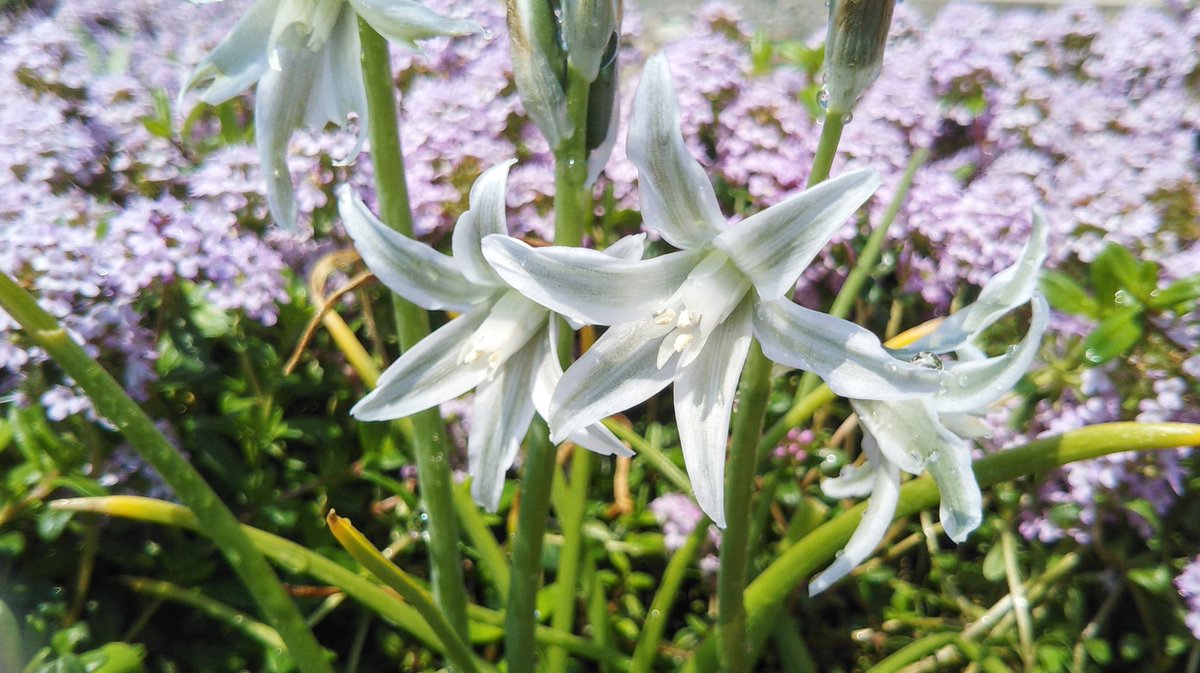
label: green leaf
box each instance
[1127,566,1172,594]
[1040,271,1098,317]
[1148,275,1200,309]
[982,544,1006,581]
[79,643,146,673]
[1091,244,1144,307]
[1084,638,1112,665]
[1080,307,1143,365]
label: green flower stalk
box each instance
[824,0,896,117]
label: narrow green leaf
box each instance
[1040,271,1098,317]
[1080,307,1143,364]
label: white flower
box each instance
[338,161,631,510]
[480,53,942,527]
[182,0,480,229]
[809,212,1051,595]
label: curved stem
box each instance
[717,341,775,673]
[0,272,334,673]
[358,19,470,641]
[806,113,846,188]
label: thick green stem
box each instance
[806,113,846,188]
[717,341,775,673]
[0,273,334,673]
[547,450,593,673]
[505,420,559,672]
[359,19,470,640]
[683,422,1200,671]
[507,66,593,671]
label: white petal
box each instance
[349,0,482,48]
[352,305,492,421]
[821,460,877,499]
[532,323,632,457]
[255,37,320,230]
[899,209,1050,355]
[939,412,992,439]
[180,0,278,107]
[927,440,982,543]
[809,437,900,595]
[507,1,571,148]
[455,291,549,375]
[672,300,753,528]
[452,161,516,286]
[753,299,943,401]
[548,318,678,442]
[714,169,880,300]
[482,235,704,325]
[601,233,648,262]
[627,53,725,249]
[935,294,1049,413]
[338,185,492,312]
[586,58,621,186]
[305,7,368,163]
[468,335,540,511]
[850,398,958,475]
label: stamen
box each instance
[652,308,677,325]
[673,333,694,353]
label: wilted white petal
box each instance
[627,54,725,249]
[350,0,482,48]
[899,210,1049,355]
[468,335,540,511]
[254,31,323,229]
[549,318,678,442]
[715,169,880,299]
[338,186,493,312]
[754,299,942,401]
[353,306,492,420]
[563,0,617,82]
[181,0,278,106]
[453,161,516,286]
[851,398,956,475]
[926,440,982,543]
[672,300,753,528]
[531,323,633,457]
[935,294,1049,414]
[809,436,900,595]
[601,233,647,262]
[482,236,705,325]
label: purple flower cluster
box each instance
[648,493,720,574]
[1178,555,1200,639]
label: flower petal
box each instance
[549,318,678,442]
[338,185,493,312]
[927,439,982,543]
[602,233,648,262]
[180,0,278,107]
[306,6,368,163]
[482,235,704,324]
[352,305,492,421]
[672,300,753,528]
[349,0,482,49]
[753,298,943,401]
[468,334,540,511]
[452,161,516,286]
[532,323,633,457]
[507,0,571,148]
[850,398,957,475]
[627,53,725,249]
[714,169,880,300]
[254,36,320,229]
[809,436,900,595]
[563,0,617,82]
[821,459,877,499]
[935,294,1049,414]
[898,209,1050,355]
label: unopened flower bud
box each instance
[824,0,896,116]
[507,0,572,148]
[563,0,620,83]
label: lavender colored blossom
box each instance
[1178,556,1200,639]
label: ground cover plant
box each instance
[1,0,1199,671]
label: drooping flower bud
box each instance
[563,0,620,83]
[823,0,896,116]
[583,20,621,184]
[507,0,572,148]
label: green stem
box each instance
[506,420,559,672]
[682,422,1200,672]
[547,450,593,673]
[359,19,470,640]
[0,273,333,673]
[507,64,592,671]
[717,341,774,673]
[630,518,708,673]
[604,421,693,495]
[796,146,928,399]
[122,577,285,650]
[806,113,846,188]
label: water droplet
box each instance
[817,88,830,110]
[1083,348,1102,363]
[843,112,854,124]
[909,351,944,370]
